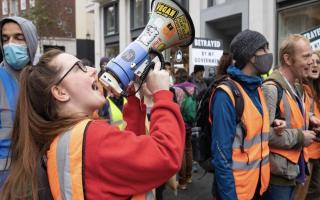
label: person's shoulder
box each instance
[88,119,109,128]
[0,65,14,82]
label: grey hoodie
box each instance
[0,16,38,72]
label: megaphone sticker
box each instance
[174,15,191,40]
[121,49,136,62]
[161,23,176,40]
[138,25,159,47]
[155,2,179,19]
[152,38,166,51]
[153,17,165,29]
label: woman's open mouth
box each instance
[92,80,99,91]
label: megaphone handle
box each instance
[148,48,165,70]
[122,48,165,97]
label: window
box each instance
[10,0,19,15]
[105,43,119,59]
[175,0,189,11]
[208,0,226,7]
[131,0,148,30]
[104,3,118,36]
[20,0,26,10]
[277,1,320,49]
[29,0,35,7]
[2,0,8,15]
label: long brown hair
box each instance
[216,52,233,78]
[1,49,87,199]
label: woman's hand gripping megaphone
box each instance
[106,57,169,98]
[145,58,170,94]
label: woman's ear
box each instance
[51,85,70,102]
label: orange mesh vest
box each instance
[218,82,270,200]
[304,85,320,159]
[47,120,154,200]
[269,83,310,163]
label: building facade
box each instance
[0,0,77,54]
[88,0,320,73]
[203,0,320,74]
[76,0,95,64]
[0,0,96,64]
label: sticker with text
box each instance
[138,25,159,47]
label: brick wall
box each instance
[0,0,75,39]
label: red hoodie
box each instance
[84,90,185,199]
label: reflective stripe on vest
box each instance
[47,119,90,200]
[107,97,127,130]
[270,85,310,163]
[47,119,152,200]
[305,85,320,159]
[218,82,270,200]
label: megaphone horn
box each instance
[99,0,195,96]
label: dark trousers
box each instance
[306,159,320,199]
[155,184,166,200]
[263,184,295,200]
[178,128,193,185]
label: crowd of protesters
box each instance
[0,15,320,200]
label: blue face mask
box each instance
[3,43,30,70]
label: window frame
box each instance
[130,0,149,31]
[104,2,119,37]
[276,0,320,63]
[175,0,189,11]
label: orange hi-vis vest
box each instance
[304,85,320,159]
[269,83,310,163]
[47,119,154,200]
[218,81,270,200]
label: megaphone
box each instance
[99,0,195,96]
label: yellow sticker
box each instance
[174,15,191,40]
[155,2,179,19]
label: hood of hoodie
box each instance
[227,65,262,92]
[0,16,38,68]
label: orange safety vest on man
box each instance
[304,85,320,159]
[47,119,154,200]
[217,81,270,200]
[268,82,310,163]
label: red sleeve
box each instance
[123,94,147,136]
[84,90,185,199]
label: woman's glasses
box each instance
[56,61,88,85]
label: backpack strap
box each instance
[169,86,177,103]
[220,79,244,124]
[181,86,192,97]
[216,79,246,152]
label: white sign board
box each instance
[302,26,320,51]
[191,37,223,66]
